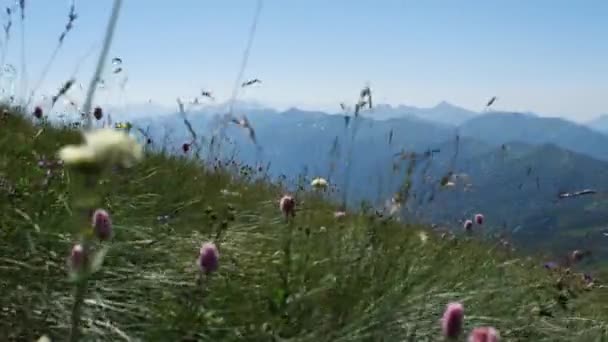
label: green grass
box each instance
[2,111,608,341]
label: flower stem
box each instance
[68,277,88,342]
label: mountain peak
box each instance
[434,100,455,109]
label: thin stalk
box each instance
[82,0,123,130]
[68,276,89,342]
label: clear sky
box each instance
[6,0,608,121]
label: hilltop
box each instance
[2,111,608,341]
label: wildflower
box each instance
[33,106,43,119]
[441,302,464,339]
[92,209,112,240]
[199,242,219,274]
[463,220,473,231]
[69,244,86,271]
[311,177,328,190]
[418,231,428,244]
[475,213,484,225]
[279,195,296,218]
[468,327,500,342]
[58,128,143,169]
[93,106,103,120]
[334,211,347,219]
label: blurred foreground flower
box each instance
[92,209,112,240]
[441,302,464,339]
[468,326,500,342]
[311,177,328,190]
[199,242,219,274]
[58,128,143,169]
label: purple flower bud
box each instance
[92,209,112,240]
[198,242,219,274]
[33,106,43,119]
[279,195,296,218]
[474,213,484,225]
[69,244,86,271]
[463,220,473,231]
[468,326,500,342]
[442,302,464,339]
[93,106,103,121]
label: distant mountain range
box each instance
[127,102,608,262]
[459,112,608,161]
[365,101,478,125]
[585,114,608,134]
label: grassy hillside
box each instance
[135,109,608,263]
[2,111,608,341]
[417,142,608,254]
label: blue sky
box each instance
[6,0,608,121]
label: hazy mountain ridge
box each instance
[586,114,608,134]
[458,112,608,161]
[129,105,608,261]
[367,101,478,125]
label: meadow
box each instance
[2,0,608,340]
[2,109,608,341]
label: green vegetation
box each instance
[1,112,608,341]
